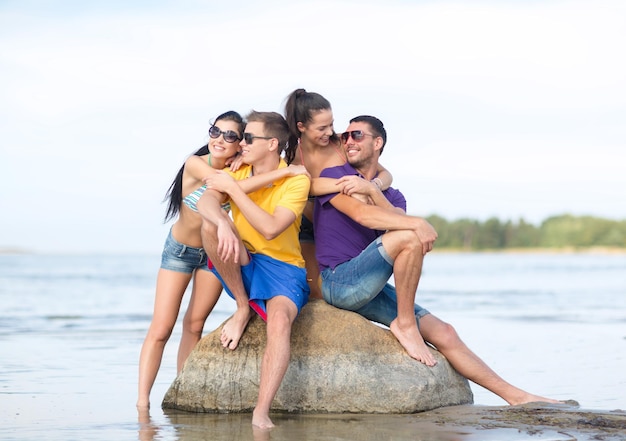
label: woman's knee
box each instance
[147,324,174,343]
[182,315,205,336]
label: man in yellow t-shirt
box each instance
[197,110,310,429]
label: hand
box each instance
[226,153,244,172]
[203,170,236,194]
[286,164,310,178]
[413,218,438,255]
[216,220,240,263]
[336,175,377,197]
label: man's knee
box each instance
[267,313,292,339]
[433,321,462,350]
[385,230,421,253]
[266,299,297,332]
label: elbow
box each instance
[261,228,281,241]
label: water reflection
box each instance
[148,409,474,441]
[136,406,599,441]
[137,408,163,441]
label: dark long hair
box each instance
[163,110,244,222]
[283,88,339,164]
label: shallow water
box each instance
[1,252,625,440]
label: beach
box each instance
[1,252,625,440]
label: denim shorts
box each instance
[160,228,209,274]
[321,236,429,327]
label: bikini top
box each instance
[182,154,230,213]
[183,185,231,213]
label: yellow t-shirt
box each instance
[227,159,310,267]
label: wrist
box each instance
[371,177,383,190]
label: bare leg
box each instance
[252,296,298,429]
[137,269,191,408]
[381,230,437,366]
[177,270,223,371]
[419,314,559,405]
[301,242,322,300]
[200,219,253,350]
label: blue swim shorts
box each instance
[321,236,429,327]
[160,227,209,274]
[209,253,310,321]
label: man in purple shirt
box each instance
[314,115,557,405]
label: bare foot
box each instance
[220,307,253,350]
[508,392,562,406]
[252,409,275,429]
[390,318,437,367]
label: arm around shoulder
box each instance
[375,163,393,190]
[185,155,217,181]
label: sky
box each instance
[1,0,625,254]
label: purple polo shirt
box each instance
[314,163,406,271]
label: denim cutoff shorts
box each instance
[321,236,429,327]
[160,228,209,274]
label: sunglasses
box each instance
[340,130,377,143]
[209,125,241,143]
[243,133,274,145]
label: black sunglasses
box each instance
[243,133,274,145]
[340,130,377,143]
[209,125,242,143]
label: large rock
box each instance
[162,299,473,413]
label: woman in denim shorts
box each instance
[137,111,244,410]
[137,110,310,409]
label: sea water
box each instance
[1,252,625,440]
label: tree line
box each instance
[424,214,626,250]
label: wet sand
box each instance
[138,402,626,441]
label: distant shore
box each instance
[0,247,32,255]
[431,246,626,255]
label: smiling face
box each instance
[298,109,335,148]
[239,121,274,165]
[208,119,242,159]
[343,121,382,169]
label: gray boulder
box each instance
[162,299,473,413]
